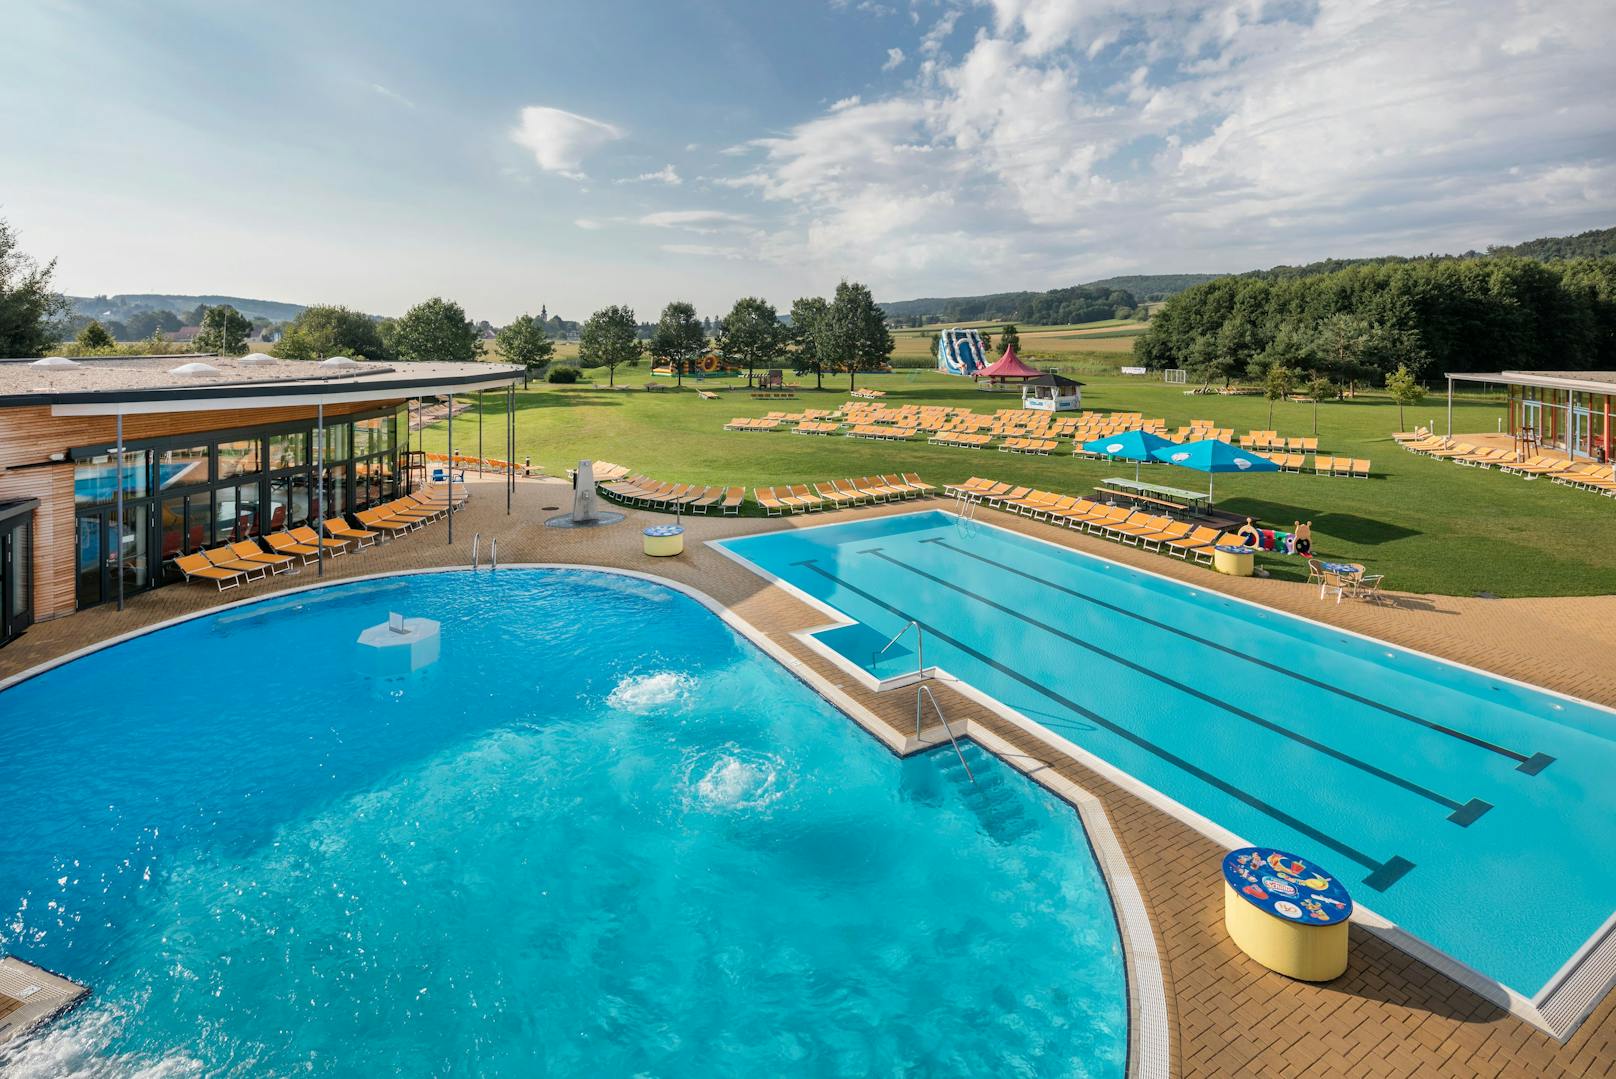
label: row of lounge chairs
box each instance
[849,387,886,398]
[174,490,462,591]
[1238,432,1320,452]
[599,474,746,514]
[725,417,780,431]
[1252,452,1372,477]
[755,475,935,515]
[1402,434,1616,496]
[944,478,1241,564]
[847,423,917,441]
[793,421,841,435]
[928,431,994,449]
[1000,437,1058,455]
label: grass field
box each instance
[419,365,1614,598]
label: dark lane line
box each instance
[793,558,1415,890]
[865,548,1488,826]
[924,536,1553,776]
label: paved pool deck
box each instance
[3,477,1613,1077]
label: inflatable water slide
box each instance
[936,328,987,376]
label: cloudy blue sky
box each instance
[3,0,1612,322]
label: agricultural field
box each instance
[418,364,1615,599]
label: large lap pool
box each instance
[718,510,1616,1006]
[0,569,1127,1077]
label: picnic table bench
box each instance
[1093,487,1183,512]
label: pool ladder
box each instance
[954,491,979,521]
[469,533,498,571]
[878,621,974,783]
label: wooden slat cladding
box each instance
[0,464,75,620]
[0,400,396,471]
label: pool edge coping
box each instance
[707,512,1616,1043]
[0,560,1168,1078]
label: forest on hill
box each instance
[1134,255,1616,388]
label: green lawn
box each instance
[419,366,1615,599]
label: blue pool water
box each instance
[0,569,1126,1077]
[719,510,1616,1000]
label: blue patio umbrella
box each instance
[1081,428,1177,482]
[1150,438,1279,501]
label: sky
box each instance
[2,0,1613,323]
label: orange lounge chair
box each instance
[229,540,296,574]
[265,532,322,565]
[323,519,379,549]
[174,552,248,591]
[720,486,745,515]
[290,525,349,556]
[202,546,268,581]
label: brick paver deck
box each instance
[4,477,1613,1077]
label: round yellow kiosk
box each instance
[1212,543,1256,577]
[643,524,685,557]
[1223,847,1352,982]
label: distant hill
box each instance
[66,293,310,324]
[879,225,1613,324]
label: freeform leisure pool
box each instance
[0,569,1127,1076]
[717,510,1616,1016]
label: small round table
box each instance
[642,524,685,557]
[1223,847,1353,981]
[1212,544,1255,577]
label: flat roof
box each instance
[1445,370,1616,395]
[0,354,522,415]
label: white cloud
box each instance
[618,164,683,186]
[660,243,747,259]
[705,0,1616,294]
[368,82,415,109]
[882,47,906,71]
[510,106,624,180]
[574,218,605,230]
[638,210,752,232]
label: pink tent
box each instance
[974,344,1040,381]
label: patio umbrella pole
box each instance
[315,401,325,579]
[447,394,455,545]
[115,409,124,612]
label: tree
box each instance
[714,296,785,387]
[494,313,554,372]
[391,297,479,362]
[195,304,252,355]
[1263,364,1295,428]
[1385,364,1426,432]
[274,305,390,361]
[819,280,894,392]
[980,329,993,355]
[1305,375,1334,435]
[789,296,830,390]
[1314,313,1372,395]
[125,308,182,339]
[578,304,642,386]
[75,320,116,352]
[649,300,706,389]
[0,217,69,357]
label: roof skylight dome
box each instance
[319,355,360,368]
[241,353,277,365]
[168,362,221,376]
[31,356,77,367]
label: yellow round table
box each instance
[1223,847,1352,981]
[1212,544,1255,577]
[643,524,685,557]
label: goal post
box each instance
[1163,369,1187,384]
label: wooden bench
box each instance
[750,390,797,399]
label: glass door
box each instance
[0,508,33,646]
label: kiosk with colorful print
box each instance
[1223,847,1353,981]
[642,524,685,557]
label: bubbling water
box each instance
[606,671,696,714]
[0,1001,205,1079]
[681,744,792,812]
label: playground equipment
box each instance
[936,328,987,376]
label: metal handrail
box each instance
[490,537,498,571]
[919,682,975,783]
[876,620,973,782]
[471,532,481,570]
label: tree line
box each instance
[1134,254,1616,392]
[563,281,894,390]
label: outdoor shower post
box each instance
[447,394,455,545]
[315,401,325,578]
